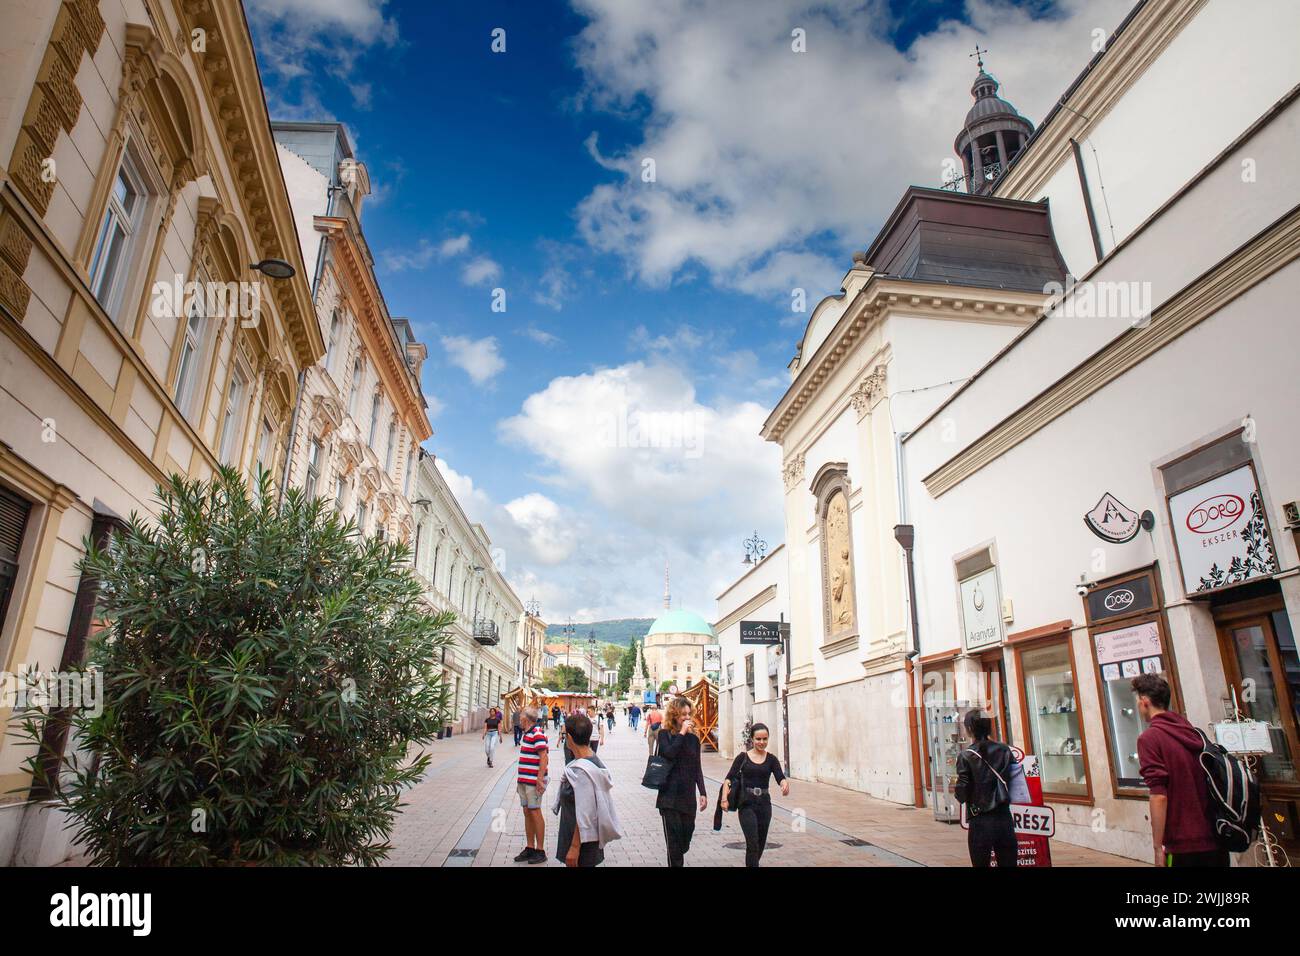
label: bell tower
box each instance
[954,48,1035,194]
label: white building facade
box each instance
[715,545,788,759]
[902,0,1300,862]
[410,451,523,731]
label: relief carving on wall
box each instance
[811,462,858,642]
[782,452,805,491]
[849,365,887,415]
[824,490,856,635]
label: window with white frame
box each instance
[385,421,396,472]
[368,393,382,446]
[356,499,368,534]
[172,270,210,419]
[218,364,248,466]
[349,358,363,417]
[255,417,276,498]
[89,150,148,323]
[324,310,341,374]
[304,438,323,499]
[334,475,346,512]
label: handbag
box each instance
[1008,759,1031,804]
[964,747,1010,813]
[641,731,673,790]
[725,756,746,813]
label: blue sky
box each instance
[245,0,1133,621]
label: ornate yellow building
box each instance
[0,0,322,864]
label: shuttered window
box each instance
[0,487,32,631]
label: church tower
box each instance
[954,52,1034,195]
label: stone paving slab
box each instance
[390,720,1143,867]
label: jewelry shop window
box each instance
[1084,566,1180,797]
[1017,637,1090,800]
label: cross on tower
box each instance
[970,44,988,70]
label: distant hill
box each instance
[544,618,655,647]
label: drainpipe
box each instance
[894,428,926,808]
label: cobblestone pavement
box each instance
[387,721,1142,867]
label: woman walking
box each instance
[720,723,788,867]
[482,707,502,768]
[654,698,708,867]
[954,709,1018,867]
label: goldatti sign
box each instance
[739,621,785,645]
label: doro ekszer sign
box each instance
[1168,464,1277,594]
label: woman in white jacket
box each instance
[553,713,623,866]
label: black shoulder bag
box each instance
[641,730,673,790]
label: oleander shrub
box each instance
[16,468,453,866]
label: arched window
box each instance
[172,268,210,420]
[325,310,341,373]
[368,392,382,446]
[349,358,363,417]
[385,420,397,472]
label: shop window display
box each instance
[1021,642,1088,796]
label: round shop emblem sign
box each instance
[972,582,985,612]
[1103,588,1135,612]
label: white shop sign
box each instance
[960,567,1003,652]
[1168,464,1277,595]
[1093,621,1162,667]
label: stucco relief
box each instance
[824,490,856,634]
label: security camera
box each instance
[1075,583,1090,597]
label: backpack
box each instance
[1194,728,1260,852]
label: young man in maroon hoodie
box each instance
[1133,674,1227,867]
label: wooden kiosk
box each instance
[678,678,719,752]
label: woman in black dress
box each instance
[654,698,708,867]
[720,723,789,866]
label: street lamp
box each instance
[587,632,598,694]
[250,258,296,280]
[742,530,768,565]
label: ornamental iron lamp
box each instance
[742,530,768,565]
[250,258,295,280]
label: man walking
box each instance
[514,707,550,864]
[553,713,623,867]
[1133,674,1226,867]
[630,703,640,731]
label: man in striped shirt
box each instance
[515,707,550,864]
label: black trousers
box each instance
[513,726,523,746]
[659,809,696,867]
[968,806,1018,867]
[738,798,773,867]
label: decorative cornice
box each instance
[762,279,1042,445]
[318,217,431,440]
[923,204,1300,498]
[995,0,1207,203]
[172,0,322,369]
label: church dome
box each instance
[963,71,1026,127]
[647,609,716,638]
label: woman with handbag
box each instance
[954,709,1018,867]
[720,723,788,867]
[652,698,708,867]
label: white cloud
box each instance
[521,325,562,347]
[380,238,437,273]
[570,0,1133,299]
[247,0,398,112]
[439,233,472,257]
[442,335,505,385]
[461,256,503,287]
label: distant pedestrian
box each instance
[720,723,788,867]
[552,704,562,730]
[1133,674,1227,867]
[592,709,606,754]
[483,707,502,768]
[644,704,663,753]
[954,709,1017,867]
[654,698,708,867]
[513,709,523,747]
[553,713,623,867]
[630,703,641,731]
[514,708,549,864]
[606,707,615,734]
